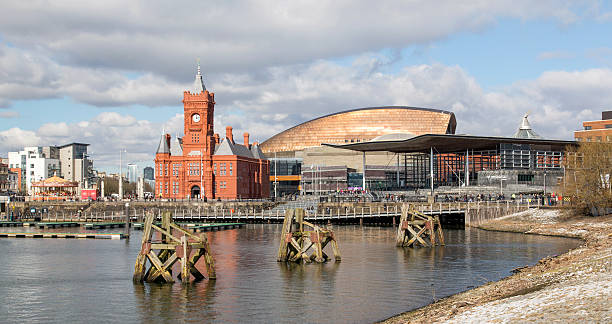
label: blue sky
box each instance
[1,1,611,172]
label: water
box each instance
[0,225,579,323]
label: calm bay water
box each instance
[0,225,579,323]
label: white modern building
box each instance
[7,143,93,195]
[8,147,61,194]
[127,163,138,183]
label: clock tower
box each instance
[181,62,215,199]
[183,62,215,155]
[155,62,269,201]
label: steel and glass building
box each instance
[262,106,456,196]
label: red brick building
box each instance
[574,111,612,142]
[154,65,269,200]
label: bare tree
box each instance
[562,142,612,214]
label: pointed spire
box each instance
[513,113,542,139]
[519,113,532,130]
[170,136,183,156]
[193,58,206,93]
[156,134,170,154]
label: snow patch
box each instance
[444,272,612,323]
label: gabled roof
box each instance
[156,134,170,154]
[170,137,183,156]
[214,138,256,158]
[250,144,266,159]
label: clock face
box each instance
[192,114,201,123]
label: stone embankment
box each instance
[10,200,279,215]
[383,208,612,323]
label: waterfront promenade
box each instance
[7,200,535,227]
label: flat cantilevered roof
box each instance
[323,134,577,154]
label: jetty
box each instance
[84,222,126,229]
[37,222,80,229]
[0,232,127,239]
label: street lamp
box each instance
[81,153,89,190]
[274,152,277,199]
[119,149,127,201]
[200,149,203,200]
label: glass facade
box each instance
[270,158,302,197]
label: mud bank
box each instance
[382,208,612,323]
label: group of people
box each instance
[436,192,561,205]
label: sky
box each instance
[1,1,611,173]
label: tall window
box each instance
[229,163,233,176]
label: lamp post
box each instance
[200,149,203,200]
[119,149,126,201]
[124,202,130,238]
[274,152,277,199]
[500,177,507,195]
[81,153,89,190]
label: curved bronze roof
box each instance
[260,106,456,154]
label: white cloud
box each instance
[0,1,602,108]
[3,56,612,170]
[0,128,41,152]
[0,0,609,170]
[210,59,612,141]
[0,112,161,170]
[0,1,588,76]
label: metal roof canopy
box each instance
[322,134,577,154]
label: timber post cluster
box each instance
[133,211,216,284]
[396,204,445,248]
[277,208,341,263]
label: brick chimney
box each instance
[243,132,250,147]
[226,126,234,144]
[213,133,220,145]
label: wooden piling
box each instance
[396,204,444,248]
[277,208,341,263]
[133,211,216,284]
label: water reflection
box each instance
[0,224,579,324]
